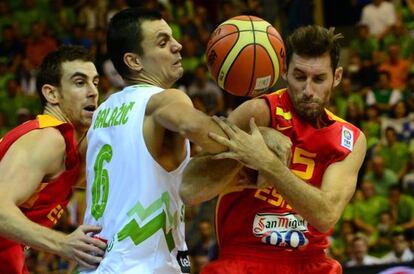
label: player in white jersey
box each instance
[79,8,291,274]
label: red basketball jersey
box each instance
[215,89,361,258]
[0,115,80,273]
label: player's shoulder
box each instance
[4,126,66,164]
[156,88,190,101]
[147,88,192,112]
[23,127,65,148]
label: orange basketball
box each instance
[206,15,285,97]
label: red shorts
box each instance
[201,248,342,274]
[0,241,29,274]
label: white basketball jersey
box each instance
[81,84,191,274]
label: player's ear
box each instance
[42,84,59,105]
[333,66,343,88]
[124,52,143,72]
[281,64,287,81]
[280,57,288,81]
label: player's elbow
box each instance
[312,212,339,233]
[179,183,197,206]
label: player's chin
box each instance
[171,68,184,82]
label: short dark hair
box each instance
[36,46,94,107]
[107,8,162,78]
[285,25,343,73]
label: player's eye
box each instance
[75,80,85,87]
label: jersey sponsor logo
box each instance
[253,212,308,235]
[253,213,309,249]
[176,250,191,273]
[341,126,354,151]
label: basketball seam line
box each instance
[207,27,283,51]
[246,16,256,96]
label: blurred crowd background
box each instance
[2,0,414,273]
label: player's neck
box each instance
[43,105,88,145]
[124,74,172,89]
[43,105,71,124]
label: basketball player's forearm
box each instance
[155,104,228,153]
[258,157,340,232]
[180,155,242,205]
[0,201,65,254]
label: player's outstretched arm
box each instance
[180,98,292,205]
[149,88,229,154]
[209,118,367,233]
[0,128,106,268]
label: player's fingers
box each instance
[208,132,231,147]
[224,118,241,134]
[74,248,103,265]
[212,152,239,160]
[249,117,260,136]
[212,116,235,137]
[79,225,102,234]
[75,253,100,270]
[83,235,107,250]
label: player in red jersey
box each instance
[181,25,367,273]
[0,46,106,273]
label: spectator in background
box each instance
[106,0,129,23]
[78,0,107,32]
[190,219,215,274]
[25,21,58,68]
[361,105,382,151]
[380,230,413,263]
[360,0,397,40]
[17,57,37,96]
[333,73,364,119]
[62,24,93,50]
[366,70,402,115]
[0,56,14,91]
[401,152,414,196]
[375,211,394,255]
[374,126,410,178]
[330,220,356,264]
[378,43,410,90]
[187,64,225,114]
[353,180,388,242]
[0,78,39,128]
[13,0,45,38]
[0,110,9,137]
[349,23,380,66]
[389,184,414,231]
[345,233,382,267]
[47,0,76,41]
[180,36,203,77]
[0,24,24,74]
[0,1,13,37]
[403,72,414,112]
[405,228,414,256]
[382,21,414,61]
[397,0,414,33]
[381,100,414,144]
[364,155,398,196]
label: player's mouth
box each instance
[83,105,97,117]
[173,58,182,67]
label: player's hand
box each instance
[59,225,107,269]
[209,116,279,170]
[258,126,292,166]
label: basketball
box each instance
[206,15,285,97]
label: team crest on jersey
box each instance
[341,126,354,151]
[253,213,309,249]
